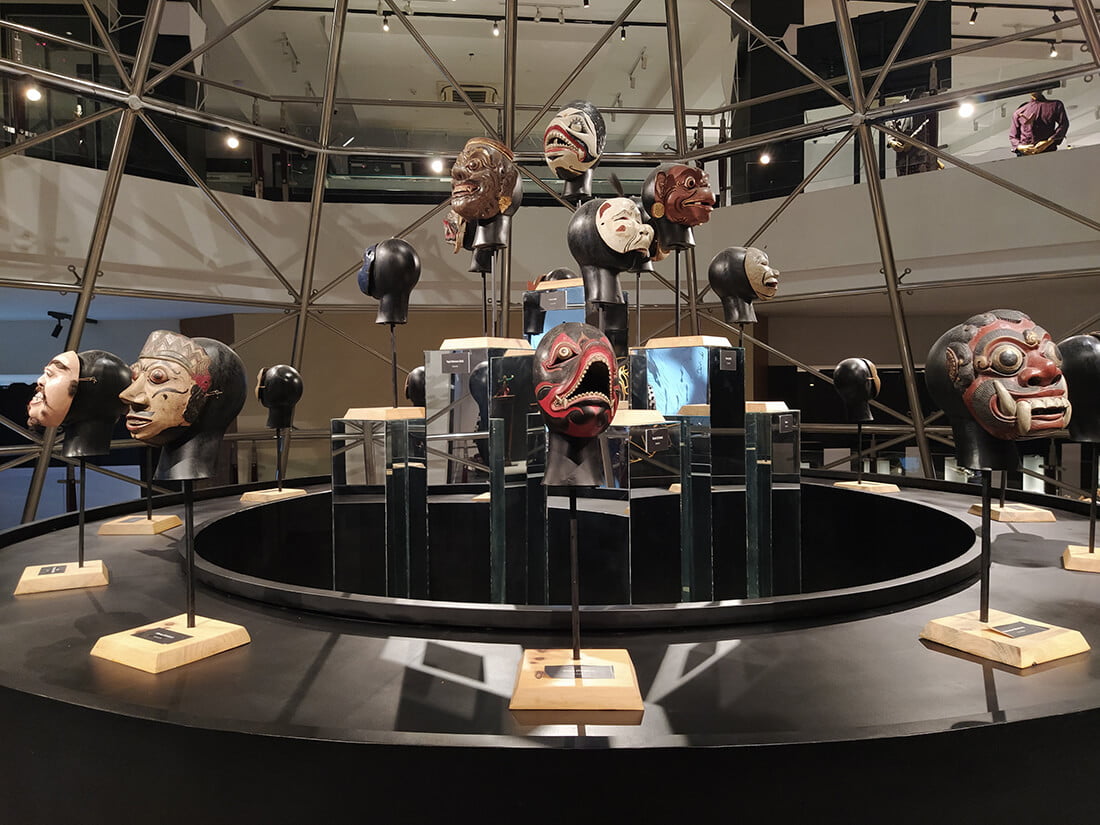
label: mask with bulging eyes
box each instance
[450,137,518,221]
[543,101,605,179]
[595,197,654,256]
[535,322,619,439]
[653,165,716,226]
[927,310,1071,440]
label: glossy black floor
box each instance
[1,480,1099,824]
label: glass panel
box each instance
[745,409,802,598]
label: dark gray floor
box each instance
[0,481,1097,749]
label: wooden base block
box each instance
[643,335,732,349]
[343,406,425,420]
[676,404,710,417]
[610,409,666,427]
[967,502,1056,522]
[90,614,250,674]
[239,488,307,504]
[1063,545,1100,572]
[668,483,682,494]
[439,336,532,350]
[97,514,182,535]
[470,491,491,502]
[834,480,901,493]
[535,277,583,291]
[14,559,108,595]
[509,649,644,712]
[745,400,790,413]
[919,608,1089,668]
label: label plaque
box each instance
[441,352,471,375]
[541,664,616,679]
[133,627,193,645]
[719,349,739,371]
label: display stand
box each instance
[967,472,1054,522]
[240,427,306,504]
[921,469,1088,667]
[91,480,250,673]
[510,489,644,717]
[98,447,182,535]
[834,423,900,494]
[1063,443,1100,572]
[14,458,109,595]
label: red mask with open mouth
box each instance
[654,165,715,226]
[535,323,619,439]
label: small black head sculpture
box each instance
[833,357,881,424]
[256,364,303,430]
[120,331,248,480]
[534,322,619,486]
[404,365,426,408]
[708,246,780,324]
[926,309,1071,470]
[567,197,653,306]
[1058,332,1100,443]
[357,238,421,325]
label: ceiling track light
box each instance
[534,7,541,22]
[382,12,390,31]
[558,8,565,25]
[1052,9,1061,24]
[225,132,241,149]
[1049,41,1059,57]
[968,6,978,25]
[492,19,500,37]
[620,25,627,41]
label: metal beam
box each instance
[137,111,300,299]
[0,106,119,162]
[865,0,930,104]
[708,0,854,110]
[23,0,167,523]
[308,312,410,376]
[384,0,498,138]
[144,0,281,93]
[876,122,1100,234]
[290,0,349,371]
[1072,0,1100,61]
[230,312,298,351]
[81,0,131,89]
[684,246,700,335]
[664,0,689,155]
[514,1,642,144]
[499,0,519,337]
[516,165,576,211]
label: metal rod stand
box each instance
[144,447,154,521]
[569,489,580,661]
[184,479,196,628]
[481,272,489,336]
[490,251,498,337]
[77,458,86,568]
[980,469,992,624]
[674,251,681,337]
[390,322,399,409]
[275,428,284,492]
[856,423,863,485]
[635,271,642,347]
[1086,446,1095,556]
[999,471,1008,510]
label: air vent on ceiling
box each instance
[439,83,499,105]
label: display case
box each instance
[745,408,802,598]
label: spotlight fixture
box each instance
[404,0,412,13]
[382,12,390,31]
[430,157,444,174]
[759,151,771,165]
[958,101,975,118]
[968,6,978,25]
[24,84,42,102]
[226,133,241,149]
[559,8,565,24]
[1052,9,1061,24]
[620,26,626,41]
[492,19,500,37]
[1050,41,1058,57]
[534,7,541,22]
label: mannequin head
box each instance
[833,357,881,424]
[26,350,78,429]
[450,137,519,221]
[121,332,247,480]
[357,238,421,324]
[642,164,715,226]
[256,364,303,429]
[535,322,618,439]
[404,365,426,408]
[543,100,606,179]
[1058,333,1100,442]
[55,350,130,457]
[708,246,779,323]
[568,198,653,306]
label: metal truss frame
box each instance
[0,0,1096,519]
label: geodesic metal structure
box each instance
[2,0,1100,521]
